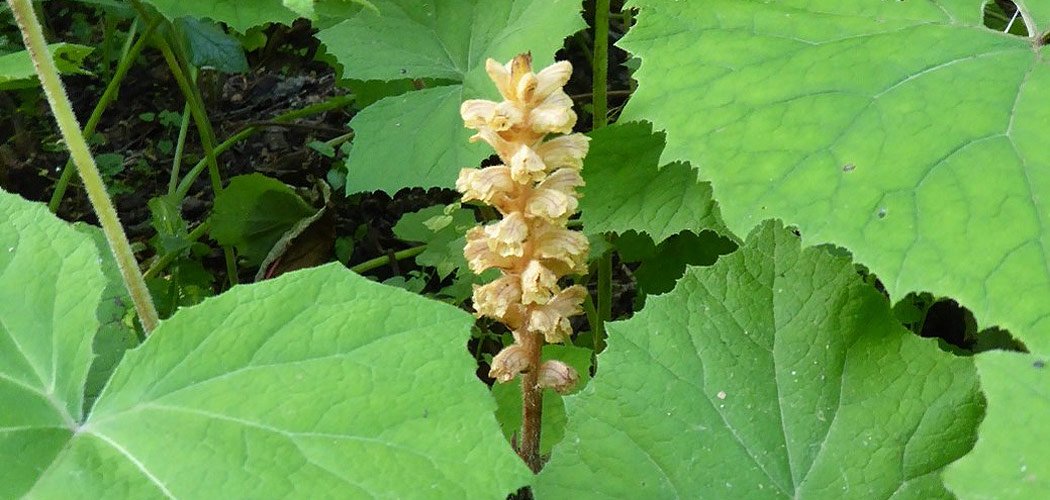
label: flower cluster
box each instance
[457,53,589,393]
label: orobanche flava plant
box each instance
[457,53,590,472]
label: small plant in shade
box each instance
[456,52,590,472]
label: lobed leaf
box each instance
[140,0,366,32]
[0,191,101,498]
[945,350,1050,499]
[317,0,586,194]
[0,189,530,498]
[140,0,301,33]
[534,221,982,498]
[580,122,728,243]
[0,43,94,90]
[620,0,1050,352]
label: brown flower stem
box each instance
[518,331,544,473]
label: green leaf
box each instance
[581,122,728,243]
[1019,1,1050,31]
[210,174,317,267]
[141,0,300,32]
[0,191,102,498]
[317,0,585,194]
[75,225,139,413]
[945,351,1050,499]
[29,263,528,496]
[393,204,476,280]
[1,188,529,496]
[620,1,1050,352]
[35,263,529,497]
[0,43,94,90]
[535,221,982,498]
[615,230,736,299]
[177,17,249,73]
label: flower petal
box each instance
[520,260,559,305]
[526,285,587,343]
[464,226,517,274]
[461,99,498,129]
[473,274,523,321]
[486,58,514,100]
[509,145,548,184]
[531,61,573,104]
[489,344,530,383]
[456,166,516,206]
[540,168,584,192]
[525,187,577,221]
[529,90,576,134]
[483,211,529,258]
[532,223,589,275]
[537,360,579,394]
[534,134,590,171]
[469,128,518,160]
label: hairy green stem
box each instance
[349,245,425,274]
[592,0,610,129]
[48,16,159,212]
[592,0,614,345]
[173,94,355,200]
[143,221,209,280]
[153,36,223,200]
[9,0,160,333]
[167,102,193,195]
[151,32,239,286]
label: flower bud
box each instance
[537,360,579,394]
[489,344,531,383]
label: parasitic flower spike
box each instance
[458,54,589,472]
[457,53,589,392]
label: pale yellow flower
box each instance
[525,285,587,343]
[526,168,584,221]
[534,134,589,171]
[464,227,517,274]
[483,211,529,258]
[485,55,572,107]
[529,62,573,105]
[520,259,560,305]
[489,344,530,383]
[509,144,548,184]
[456,166,517,208]
[472,274,523,321]
[530,222,589,276]
[528,90,576,135]
[537,360,579,394]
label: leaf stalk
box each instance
[8,0,160,333]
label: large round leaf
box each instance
[534,222,982,498]
[620,0,1050,352]
[0,191,101,498]
[945,351,1050,499]
[580,122,728,243]
[0,189,529,498]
